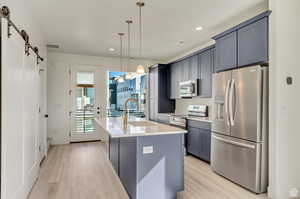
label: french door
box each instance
[70,68,102,142]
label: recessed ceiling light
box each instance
[196,26,203,31]
[108,48,115,52]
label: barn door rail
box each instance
[0,5,44,64]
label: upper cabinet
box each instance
[215,31,237,72]
[213,11,271,73]
[237,17,268,67]
[199,49,213,98]
[189,55,199,80]
[149,65,175,121]
[169,45,214,99]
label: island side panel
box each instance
[109,136,120,175]
[136,134,184,199]
[119,137,138,199]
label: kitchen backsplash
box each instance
[175,98,213,118]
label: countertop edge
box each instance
[94,118,187,138]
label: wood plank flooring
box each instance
[27,142,268,199]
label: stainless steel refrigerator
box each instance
[211,65,268,193]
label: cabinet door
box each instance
[189,55,199,80]
[149,68,156,120]
[109,137,119,175]
[170,64,177,99]
[149,98,155,121]
[215,31,237,72]
[211,47,216,73]
[199,129,211,162]
[119,137,137,199]
[199,49,213,97]
[187,127,201,157]
[180,59,190,82]
[174,62,181,99]
[238,18,268,67]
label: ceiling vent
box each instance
[46,44,59,49]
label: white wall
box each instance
[1,1,47,199]
[47,52,157,145]
[268,0,300,198]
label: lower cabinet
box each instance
[109,134,184,199]
[109,137,120,174]
[186,120,211,162]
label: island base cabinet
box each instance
[109,134,184,199]
[136,134,184,199]
[109,137,120,175]
[119,137,137,199]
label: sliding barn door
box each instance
[1,18,40,199]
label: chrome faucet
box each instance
[123,98,140,128]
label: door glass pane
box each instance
[75,72,95,133]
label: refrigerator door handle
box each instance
[212,135,256,149]
[225,80,231,126]
[229,79,235,126]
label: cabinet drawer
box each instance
[187,120,211,130]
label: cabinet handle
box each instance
[212,135,255,149]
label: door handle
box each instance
[225,80,231,126]
[212,135,255,149]
[229,79,235,126]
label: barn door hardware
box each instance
[21,30,30,56]
[1,6,11,37]
[0,5,44,62]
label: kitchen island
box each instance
[94,117,187,199]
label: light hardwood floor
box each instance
[28,142,267,199]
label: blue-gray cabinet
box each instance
[215,31,237,72]
[109,137,120,174]
[199,49,213,97]
[170,62,180,99]
[169,45,215,99]
[187,120,212,163]
[213,11,271,72]
[189,54,200,80]
[237,17,268,67]
[109,134,184,199]
[119,137,137,199]
[149,65,175,121]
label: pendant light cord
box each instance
[137,1,144,59]
[118,33,125,72]
[139,5,142,58]
[126,20,133,71]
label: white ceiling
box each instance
[27,0,268,61]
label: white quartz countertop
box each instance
[94,117,187,138]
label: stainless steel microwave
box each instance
[179,80,199,98]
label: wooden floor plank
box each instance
[27,141,267,199]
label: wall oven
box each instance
[179,80,198,98]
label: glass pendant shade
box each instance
[118,76,125,83]
[136,64,145,74]
[125,73,132,79]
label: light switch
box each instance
[143,146,153,154]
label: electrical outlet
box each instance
[143,146,153,154]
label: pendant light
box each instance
[118,32,125,83]
[125,20,133,80]
[136,1,146,75]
